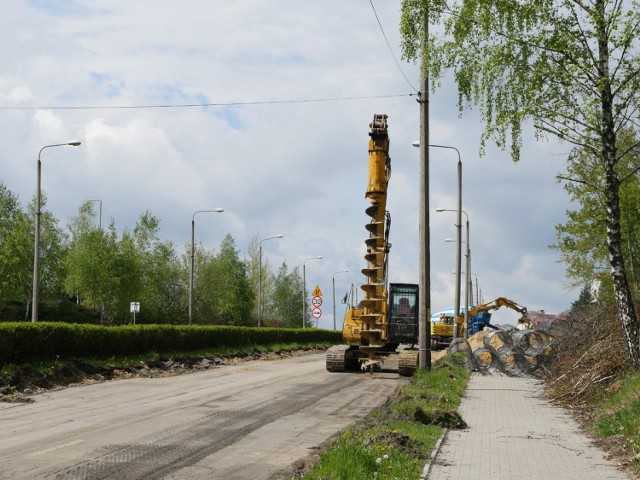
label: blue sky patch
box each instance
[28,0,91,16]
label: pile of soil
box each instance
[0,348,324,403]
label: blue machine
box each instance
[431,307,492,335]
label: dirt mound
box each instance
[0,348,324,402]
[414,407,467,429]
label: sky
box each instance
[0,1,581,328]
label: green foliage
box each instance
[305,441,379,479]
[271,262,304,328]
[64,208,186,324]
[0,322,342,366]
[140,241,185,323]
[198,234,255,325]
[37,206,69,304]
[64,226,118,318]
[552,134,640,294]
[0,186,303,329]
[594,372,640,471]
[0,183,33,316]
[401,0,640,161]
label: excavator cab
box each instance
[388,283,419,344]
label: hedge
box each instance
[0,323,343,365]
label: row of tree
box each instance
[0,185,311,327]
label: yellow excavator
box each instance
[430,297,528,349]
[326,114,419,376]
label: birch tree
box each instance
[400,0,640,367]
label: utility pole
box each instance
[418,7,432,370]
[453,160,462,339]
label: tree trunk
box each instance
[604,166,640,369]
[598,0,640,369]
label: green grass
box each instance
[593,371,640,471]
[298,358,470,480]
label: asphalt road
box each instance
[0,352,409,480]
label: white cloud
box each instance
[0,85,32,104]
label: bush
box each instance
[0,323,342,366]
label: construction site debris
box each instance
[449,325,555,377]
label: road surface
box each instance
[0,352,408,480]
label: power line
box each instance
[369,0,419,93]
[0,93,415,111]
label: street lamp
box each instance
[414,142,463,366]
[189,208,224,325]
[88,199,102,230]
[332,269,349,330]
[418,142,462,339]
[442,207,471,338]
[258,234,284,326]
[32,141,81,322]
[453,271,479,306]
[302,256,323,328]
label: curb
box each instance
[419,428,448,479]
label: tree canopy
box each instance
[400,0,640,366]
[0,184,303,327]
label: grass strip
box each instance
[593,371,640,472]
[297,356,470,480]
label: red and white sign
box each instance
[311,296,323,307]
[312,307,322,319]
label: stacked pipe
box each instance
[450,327,555,377]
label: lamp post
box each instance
[189,209,224,325]
[440,207,470,338]
[258,234,283,326]
[418,143,462,338]
[302,256,323,328]
[32,141,81,322]
[414,142,462,365]
[88,199,102,230]
[455,271,479,306]
[332,269,348,330]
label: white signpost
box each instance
[130,301,140,324]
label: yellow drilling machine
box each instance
[326,114,419,376]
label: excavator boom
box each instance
[430,297,529,349]
[326,114,419,376]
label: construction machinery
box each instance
[430,297,528,349]
[326,114,419,376]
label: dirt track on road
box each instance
[0,352,408,480]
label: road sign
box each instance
[312,307,322,319]
[312,285,323,297]
[311,296,323,307]
[130,301,140,325]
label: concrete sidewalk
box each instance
[426,373,634,480]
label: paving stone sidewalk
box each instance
[426,373,635,480]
